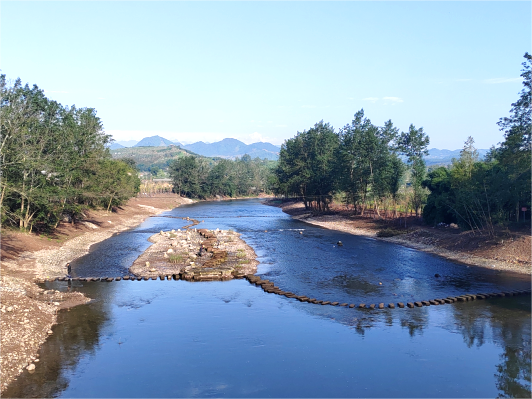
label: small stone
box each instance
[7,306,13,312]
[47,330,53,335]
[53,302,60,306]
[145,261,151,267]
[167,249,174,253]
[27,364,35,371]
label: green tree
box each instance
[275,121,339,211]
[494,53,531,222]
[338,110,404,217]
[0,75,138,232]
[398,124,430,216]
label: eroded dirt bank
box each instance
[267,199,531,275]
[0,194,193,392]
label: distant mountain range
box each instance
[114,139,138,147]
[184,138,280,160]
[134,136,180,147]
[109,142,125,149]
[113,135,280,160]
[110,135,488,164]
[424,148,489,165]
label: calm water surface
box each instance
[5,199,531,398]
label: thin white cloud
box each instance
[383,97,403,103]
[275,124,287,128]
[44,90,69,94]
[484,77,521,84]
[362,97,379,103]
[455,78,472,82]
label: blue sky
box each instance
[1,1,530,149]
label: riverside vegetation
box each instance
[423,54,531,234]
[271,53,531,235]
[0,75,141,232]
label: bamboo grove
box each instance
[272,112,429,217]
[0,75,141,232]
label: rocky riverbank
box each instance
[0,195,193,392]
[267,199,531,275]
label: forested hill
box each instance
[134,135,178,147]
[110,146,198,173]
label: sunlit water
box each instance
[5,199,530,398]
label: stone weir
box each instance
[128,226,258,281]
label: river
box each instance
[4,199,531,397]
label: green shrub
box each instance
[168,254,184,263]
[376,228,405,238]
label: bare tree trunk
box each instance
[107,195,114,213]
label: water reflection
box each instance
[4,281,117,398]
[4,199,530,397]
[449,298,531,398]
[5,280,529,398]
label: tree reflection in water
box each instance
[449,297,531,398]
[3,281,114,398]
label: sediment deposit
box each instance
[129,226,258,280]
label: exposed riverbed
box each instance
[4,199,531,398]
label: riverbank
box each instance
[0,194,193,391]
[266,199,531,275]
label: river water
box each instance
[5,199,531,398]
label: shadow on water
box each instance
[4,199,530,397]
